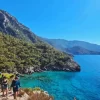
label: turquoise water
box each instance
[20,55,100,100]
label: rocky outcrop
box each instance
[0,10,41,43]
[0,88,53,100]
[41,59,80,72]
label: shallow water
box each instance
[20,55,100,100]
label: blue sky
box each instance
[0,0,100,44]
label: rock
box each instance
[18,93,29,100]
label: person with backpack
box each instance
[11,76,21,99]
[0,74,3,91]
[2,76,8,97]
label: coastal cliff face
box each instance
[0,10,80,73]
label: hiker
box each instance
[2,76,8,97]
[0,75,5,92]
[15,73,20,79]
[11,76,21,99]
[0,74,2,91]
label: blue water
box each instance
[20,55,100,100]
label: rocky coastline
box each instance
[0,9,80,75]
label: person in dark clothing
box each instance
[0,75,5,92]
[15,74,20,79]
[11,76,21,99]
[2,76,8,97]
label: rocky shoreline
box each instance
[20,59,80,74]
[2,60,80,75]
[18,65,80,75]
[2,62,80,75]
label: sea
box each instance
[20,55,100,100]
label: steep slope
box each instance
[42,38,100,54]
[66,46,100,55]
[0,33,80,73]
[0,10,80,73]
[0,10,41,43]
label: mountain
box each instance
[0,10,80,73]
[0,10,41,43]
[41,38,100,55]
[66,46,100,55]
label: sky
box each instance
[0,0,100,44]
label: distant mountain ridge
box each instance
[66,46,100,55]
[41,38,100,55]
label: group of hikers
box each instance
[0,73,21,99]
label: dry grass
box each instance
[23,88,33,96]
[18,89,25,97]
[28,92,54,100]
[18,88,54,100]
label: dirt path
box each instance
[0,90,29,100]
[0,90,14,100]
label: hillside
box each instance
[0,10,41,43]
[42,38,100,54]
[0,10,80,73]
[0,32,80,73]
[66,46,100,55]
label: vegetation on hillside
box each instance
[0,32,75,73]
[0,10,80,73]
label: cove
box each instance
[20,55,100,100]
